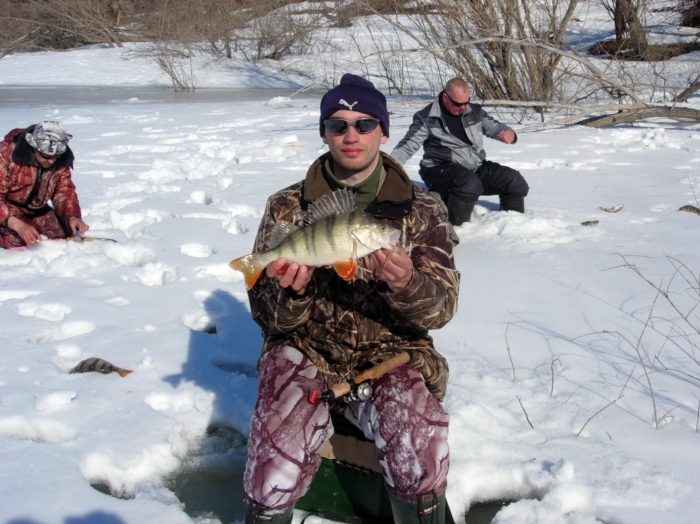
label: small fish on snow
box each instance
[229,190,401,290]
[678,205,700,215]
[599,204,624,213]
[70,358,132,377]
[581,220,599,227]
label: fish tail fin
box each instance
[117,369,133,378]
[229,254,265,290]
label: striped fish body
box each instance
[230,210,400,290]
[70,358,132,377]
[678,205,700,215]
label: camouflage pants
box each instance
[244,345,450,510]
[0,205,68,249]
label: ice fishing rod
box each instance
[308,351,411,404]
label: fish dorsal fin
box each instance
[269,222,299,249]
[304,189,357,226]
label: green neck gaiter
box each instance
[324,155,383,211]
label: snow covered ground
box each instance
[1,10,700,524]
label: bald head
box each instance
[445,78,469,95]
[442,78,471,116]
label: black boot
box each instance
[447,194,476,226]
[244,497,293,524]
[499,194,525,213]
[390,491,446,524]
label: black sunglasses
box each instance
[444,92,470,108]
[324,118,381,134]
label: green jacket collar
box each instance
[303,151,413,219]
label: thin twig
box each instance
[517,396,534,429]
[505,323,516,381]
[565,386,582,404]
[659,405,679,426]
[696,400,700,433]
[577,368,633,437]
[550,357,562,398]
[689,175,700,209]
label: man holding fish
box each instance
[231,74,460,524]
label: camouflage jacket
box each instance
[247,152,460,401]
[0,127,82,227]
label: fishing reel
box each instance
[309,378,373,404]
[348,379,373,402]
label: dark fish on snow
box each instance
[70,358,132,377]
[678,205,700,215]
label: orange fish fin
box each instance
[117,369,133,378]
[276,263,290,276]
[333,259,357,281]
[229,255,264,290]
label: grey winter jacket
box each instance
[390,95,516,171]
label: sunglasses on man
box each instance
[324,118,381,135]
[444,92,470,108]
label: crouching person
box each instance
[242,74,460,524]
[0,121,89,249]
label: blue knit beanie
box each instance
[319,74,389,137]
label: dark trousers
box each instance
[419,160,529,204]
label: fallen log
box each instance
[578,106,700,127]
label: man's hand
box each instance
[497,129,515,144]
[370,245,414,293]
[69,216,90,235]
[266,258,315,295]
[6,216,42,246]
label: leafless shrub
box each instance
[574,254,700,430]
[576,369,633,436]
[241,3,328,61]
[357,0,582,105]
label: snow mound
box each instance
[0,290,42,302]
[36,390,77,411]
[194,263,242,284]
[0,416,77,443]
[456,207,582,248]
[29,321,97,343]
[103,243,155,267]
[51,344,83,372]
[180,244,214,258]
[17,302,72,321]
[130,262,177,286]
[79,444,180,495]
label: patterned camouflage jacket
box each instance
[247,152,460,401]
[0,127,82,227]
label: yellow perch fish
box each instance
[70,357,132,377]
[230,190,401,290]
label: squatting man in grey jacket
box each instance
[390,78,529,228]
